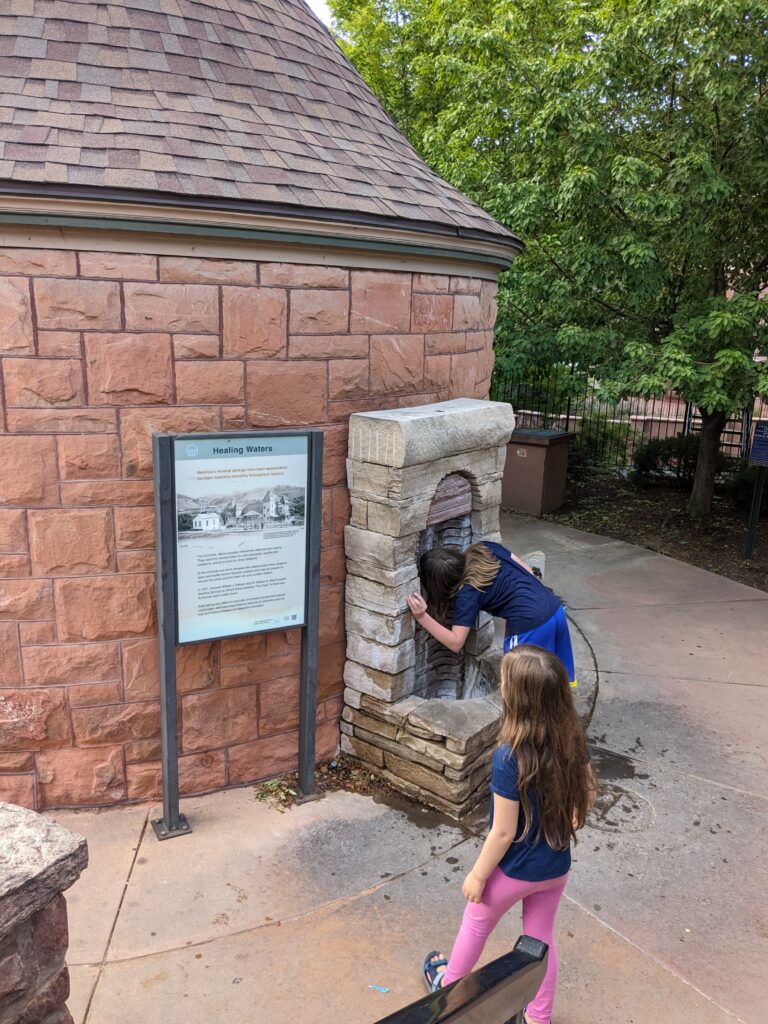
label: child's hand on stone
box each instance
[407,593,428,619]
[461,871,485,903]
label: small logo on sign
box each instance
[185,445,199,458]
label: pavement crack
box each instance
[82,809,150,1022]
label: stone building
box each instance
[0,0,519,810]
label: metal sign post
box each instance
[745,422,768,560]
[151,429,324,840]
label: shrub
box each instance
[631,433,732,488]
[723,461,768,514]
[569,413,639,477]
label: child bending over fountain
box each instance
[421,646,595,1024]
[407,541,577,685]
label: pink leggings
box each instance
[441,868,569,1024]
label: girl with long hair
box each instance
[407,541,577,684]
[422,646,595,1024]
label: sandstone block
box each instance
[350,271,411,333]
[424,354,452,392]
[346,634,415,675]
[453,293,483,330]
[123,738,161,763]
[121,637,159,700]
[72,699,159,746]
[343,660,412,703]
[0,248,76,277]
[221,650,300,689]
[340,733,385,768]
[425,331,466,355]
[450,276,483,295]
[407,696,500,754]
[0,580,52,620]
[382,750,451,800]
[258,675,300,736]
[330,487,351,547]
[227,731,296,784]
[85,332,172,405]
[19,621,56,646]
[260,263,348,288]
[6,408,117,433]
[181,685,260,753]
[57,435,120,480]
[223,286,287,357]
[0,774,35,809]
[120,407,221,477]
[35,278,121,330]
[342,705,399,741]
[159,256,257,285]
[319,584,345,646]
[176,360,244,404]
[345,604,413,647]
[79,251,157,280]
[61,480,153,507]
[117,549,155,573]
[173,334,220,359]
[290,334,368,359]
[55,574,155,642]
[480,281,498,327]
[321,423,349,488]
[289,289,349,334]
[0,752,34,771]
[37,331,81,358]
[361,497,433,538]
[348,398,516,469]
[124,282,218,332]
[29,510,114,576]
[413,273,450,292]
[177,642,217,693]
[37,745,125,806]
[0,688,71,750]
[411,293,453,333]
[22,642,120,686]
[246,361,327,427]
[329,359,369,400]
[0,554,30,577]
[345,573,415,618]
[344,526,419,572]
[0,510,27,552]
[0,277,34,353]
[221,405,246,430]
[0,622,24,684]
[0,436,58,506]
[68,681,122,707]
[318,641,345,701]
[219,632,265,665]
[369,334,424,394]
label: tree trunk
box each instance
[688,409,728,518]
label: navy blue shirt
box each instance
[452,542,560,637]
[490,744,571,881]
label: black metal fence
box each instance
[491,362,766,471]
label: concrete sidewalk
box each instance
[53,514,767,1024]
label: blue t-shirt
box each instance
[490,744,571,882]
[452,542,560,637]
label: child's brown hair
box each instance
[419,543,500,623]
[498,645,594,849]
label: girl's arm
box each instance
[406,594,470,653]
[462,794,519,902]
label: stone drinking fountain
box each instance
[342,398,516,817]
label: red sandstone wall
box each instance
[0,247,497,809]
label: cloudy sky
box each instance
[306,0,332,25]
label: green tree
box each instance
[331,0,768,516]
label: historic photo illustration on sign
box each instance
[173,435,309,643]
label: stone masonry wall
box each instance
[0,246,498,809]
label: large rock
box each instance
[348,398,515,469]
[0,803,87,933]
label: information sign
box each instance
[173,435,309,644]
[748,421,768,467]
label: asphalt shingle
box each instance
[0,0,512,240]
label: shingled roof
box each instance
[0,0,515,246]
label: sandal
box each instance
[422,950,448,992]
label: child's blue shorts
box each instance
[503,605,576,683]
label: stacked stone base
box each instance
[0,896,72,1024]
[342,653,503,818]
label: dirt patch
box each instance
[546,474,768,592]
[253,754,409,811]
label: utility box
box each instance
[502,429,574,516]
